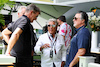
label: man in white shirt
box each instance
[34,18,66,67]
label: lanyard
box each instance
[74,26,84,36]
[47,33,57,54]
[76,26,84,34]
[72,26,84,40]
[48,33,57,47]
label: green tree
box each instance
[0,0,15,26]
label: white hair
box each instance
[47,18,57,25]
[17,6,27,13]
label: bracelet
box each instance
[8,53,10,54]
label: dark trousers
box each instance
[15,57,32,67]
[31,56,33,66]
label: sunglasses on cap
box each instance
[47,25,56,27]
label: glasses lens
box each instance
[48,25,56,27]
[73,17,77,20]
[52,25,56,27]
[48,25,50,27]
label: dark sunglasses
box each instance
[36,15,38,18]
[48,25,56,27]
[73,17,78,20]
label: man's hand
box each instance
[5,51,10,56]
[61,61,65,67]
[40,43,50,51]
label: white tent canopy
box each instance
[9,0,72,29]
[32,3,72,29]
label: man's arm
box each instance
[5,28,23,55]
[61,36,66,67]
[2,28,12,44]
[69,48,86,67]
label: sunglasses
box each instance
[73,17,78,20]
[36,15,38,18]
[48,25,56,27]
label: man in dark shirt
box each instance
[2,4,40,67]
[65,11,91,67]
[2,6,27,52]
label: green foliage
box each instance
[20,2,28,6]
[0,50,2,54]
[6,1,15,8]
[0,14,5,26]
[0,4,4,11]
[0,0,15,26]
[0,0,15,8]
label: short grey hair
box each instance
[47,18,58,25]
[18,6,27,13]
[26,4,40,14]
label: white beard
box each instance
[73,24,77,27]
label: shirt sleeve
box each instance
[7,22,13,31]
[34,35,43,55]
[77,32,90,49]
[59,24,67,36]
[7,25,12,31]
[60,36,66,61]
[17,19,28,31]
[7,18,28,31]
